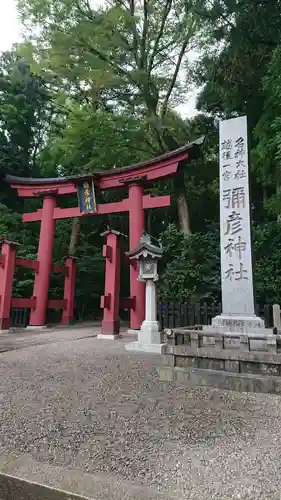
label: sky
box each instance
[0,0,21,51]
[0,0,198,117]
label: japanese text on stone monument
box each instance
[219,116,255,315]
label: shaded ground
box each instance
[1,327,281,499]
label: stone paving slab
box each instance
[0,327,98,353]
[1,328,281,499]
[0,454,164,500]
[0,472,92,500]
[0,323,130,353]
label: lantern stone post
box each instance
[125,234,165,353]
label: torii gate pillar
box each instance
[128,183,145,330]
[98,230,121,338]
[29,195,56,327]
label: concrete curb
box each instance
[0,473,92,500]
[157,365,281,394]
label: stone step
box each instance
[0,454,165,500]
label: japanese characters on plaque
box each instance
[77,180,97,214]
[219,116,255,316]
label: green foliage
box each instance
[193,0,281,221]
[42,106,154,176]
[253,222,281,304]
[157,224,220,302]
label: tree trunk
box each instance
[176,191,192,236]
[173,167,192,237]
[68,217,81,256]
[147,209,152,234]
[277,183,281,222]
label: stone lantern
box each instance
[125,233,164,353]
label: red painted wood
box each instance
[11,151,189,197]
[129,183,145,330]
[100,294,111,309]
[101,231,121,335]
[52,264,67,275]
[22,195,170,223]
[98,158,182,189]
[14,182,76,197]
[61,257,76,325]
[48,299,66,309]
[22,199,129,222]
[29,196,56,326]
[120,297,136,310]
[15,257,39,271]
[146,161,178,181]
[11,297,36,308]
[0,242,17,330]
[102,245,112,261]
[144,194,171,209]
[0,254,5,267]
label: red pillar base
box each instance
[60,317,74,326]
[0,318,10,331]
[101,319,120,336]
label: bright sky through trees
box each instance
[0,0,197,117]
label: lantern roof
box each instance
[126,233,163,260]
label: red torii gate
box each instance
[5,138,203,332]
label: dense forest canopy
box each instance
[1,0,281,317]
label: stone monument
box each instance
[125,233,165,353]
[205,115,271,335]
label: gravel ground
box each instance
[1,332,281,499]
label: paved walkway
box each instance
[1,327,281,499]
[0,324,102,353]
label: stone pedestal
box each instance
[204,314,270,335]
[203,315,272,350]
[125,280,164,354]
[97,333,121,340]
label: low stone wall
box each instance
[157,328,281,394]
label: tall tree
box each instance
[191,0,281,222]
[17,0,204,234]
[0,50,53,207]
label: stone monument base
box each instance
[125,320,164,354]
[204,314,272,335]
[203,314,273,350]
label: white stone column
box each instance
[145,280,156,321]
[125,278,164,353]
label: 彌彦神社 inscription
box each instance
[219,116,255,316]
